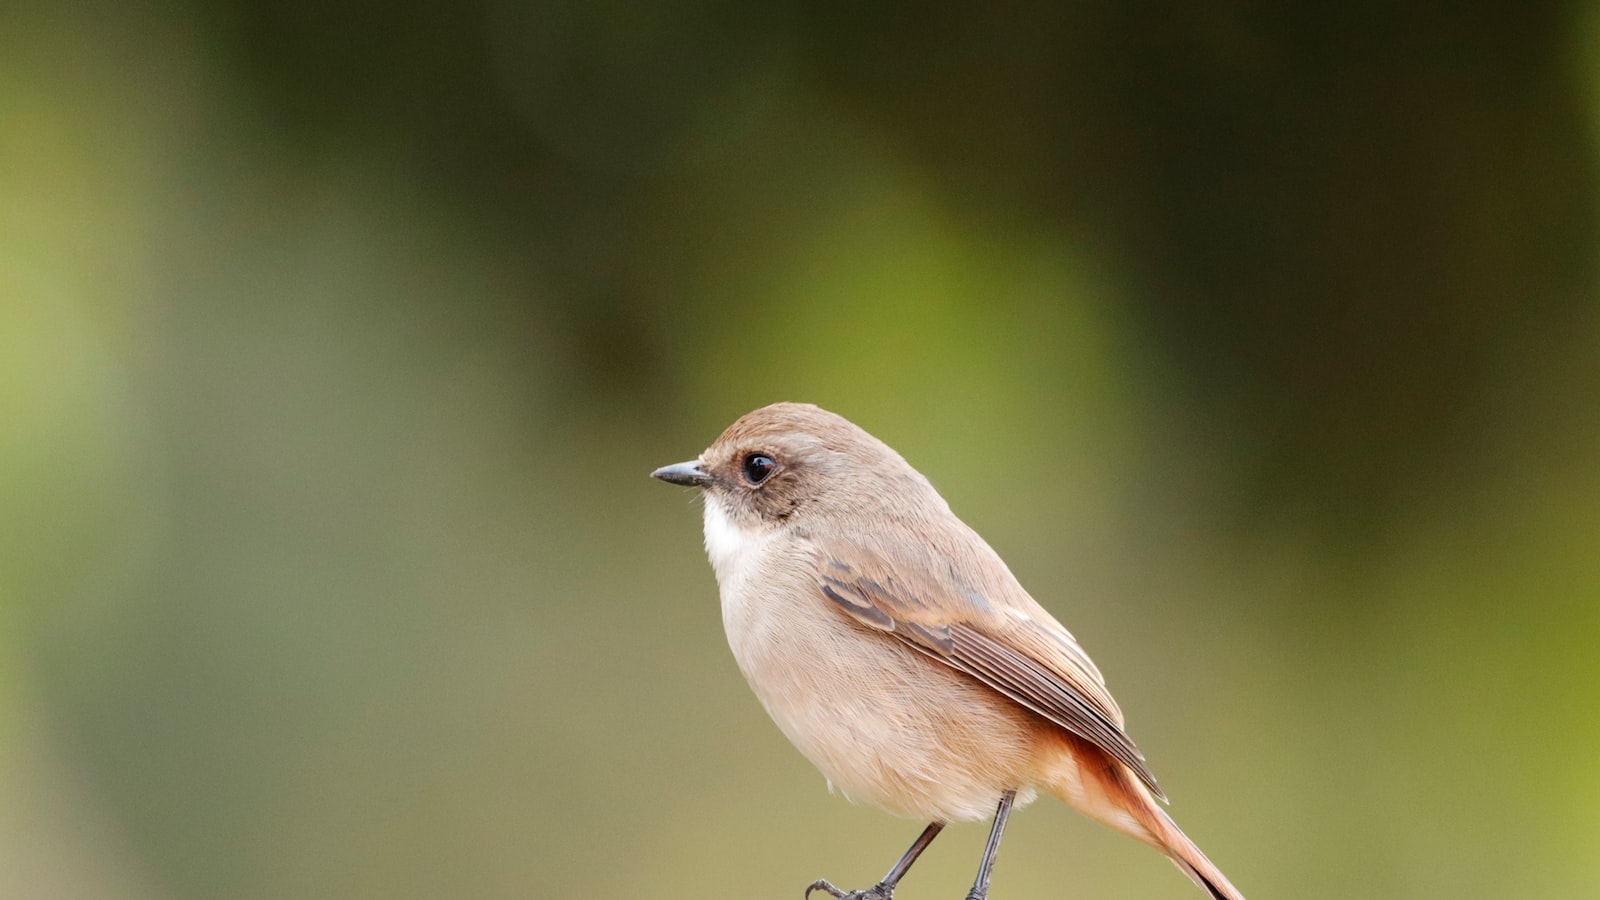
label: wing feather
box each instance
[818,540,1166,801]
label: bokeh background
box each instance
[5,2,1600,898]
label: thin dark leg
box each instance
[964,791,1016,900]
[806,821,946,900]
[879,821,945,887]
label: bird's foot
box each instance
[804,879,893,900]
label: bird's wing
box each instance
[816,530,1165,801]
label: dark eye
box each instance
[742,453,776,485]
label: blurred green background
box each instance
[4,2,1599,897]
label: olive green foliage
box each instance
[3,2,1598,897]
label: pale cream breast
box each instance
[703,495,1045,822]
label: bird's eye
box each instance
[742,453,776,485]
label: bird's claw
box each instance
[804,879,892,900]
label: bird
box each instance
[651,402,1244,899]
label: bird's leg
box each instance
[964,791,1016,900]
[805,821,945,900]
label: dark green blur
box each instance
[3,2,1598,897]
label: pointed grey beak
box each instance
[651,460,712,487]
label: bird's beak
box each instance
[651,460,712,487]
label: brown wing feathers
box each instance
[946,622,1164,800]
[819,557,1166,801]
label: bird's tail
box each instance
[1136,797,1245,900]
[1042,741,1245,900]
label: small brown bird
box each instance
[652,402,1244,899]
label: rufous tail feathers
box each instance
[1045,745,1245,900]
[1139,798,1245,900]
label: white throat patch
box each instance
[702,494,757,585]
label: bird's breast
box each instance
[701,500,1046,822]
